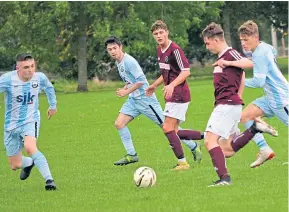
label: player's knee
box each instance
[240,115,249,124]
[204,139,210,149]
[24,143,38,156]
[10,162,21,171]
[114,120,125,130]
[25,147,38,156]
[162,125,174,133]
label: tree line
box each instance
[0,1,287,91]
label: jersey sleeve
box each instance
[245,53,269,88]
[39,73,57,109]
[125,58,146,83]
[0,73,9,93]
[228,49,244,61]
[173,48,190,71]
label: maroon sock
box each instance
[231,129,255,152]
[177,130,203,140]
[165,131,184,159]
[208,146,228,179]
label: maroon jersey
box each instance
[213,47,244,106]
[157,41,191,103]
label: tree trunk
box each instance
[222,5,232,46]
[281,36,286,57]
[271,25,278,54]
[76,3,88,92]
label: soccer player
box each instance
[0,53,57,190]
[146,20,204,170]
[104,36,202,167]
[201,23,277,186]
[214,20,288,168]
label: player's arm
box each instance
[163,48,190,99]
[122,79,144,95]
[238,72,245,98]
[0,74,8,93]
[151,75,164,88]
[170,70,190,87]
[146,75,163,97]
[213,49,253,69]
[170,48,191,87]
[245,55,268,88]
[116,59,145,97]
[40,73,57,119]
[213,58,254,69]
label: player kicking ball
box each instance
[201,23,277,187]
[214,20,288,168]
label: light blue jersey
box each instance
[0,71,56,131]
[245,42,289,109]
[116,53,156,100]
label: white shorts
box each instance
[206,104,242,139]
[163,102,189,122]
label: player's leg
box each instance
[219,118,278,167]
[241,97,276,168]
[5,127,34,174]
[177,126,204,163]
[218,129,240,158]
[114,98,139,166]
[163,116,189,170]
[8,152,23,170]
[5,129,25,171]
[205,105,239,187]
[205,132,231,187]
[22,121,56,190]
[139,98,201,162]
[162,102,190,170]
[273,105,288,126]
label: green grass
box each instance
[0,79,287,212]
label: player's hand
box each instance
[145,85,156,96]
[212,59,230,68]
[47,108,57,120]
[116,88,129,97]
[162,84,174,99]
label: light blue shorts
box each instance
[4,121,40,156]
[120,97,164,126]
[253,96,288,126]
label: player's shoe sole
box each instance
[208,176,232,187]
[250,151,275,168]
[45,180,57,191]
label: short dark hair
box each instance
[104,36,122,47]
[201,22,224,40]
[16,53,34,62]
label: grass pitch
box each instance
[0,79,287,212]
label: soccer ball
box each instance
[133,166,156,188]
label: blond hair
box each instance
[238,20,259,36]
[151,20,168,32]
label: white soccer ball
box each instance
[133,166,156,188]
